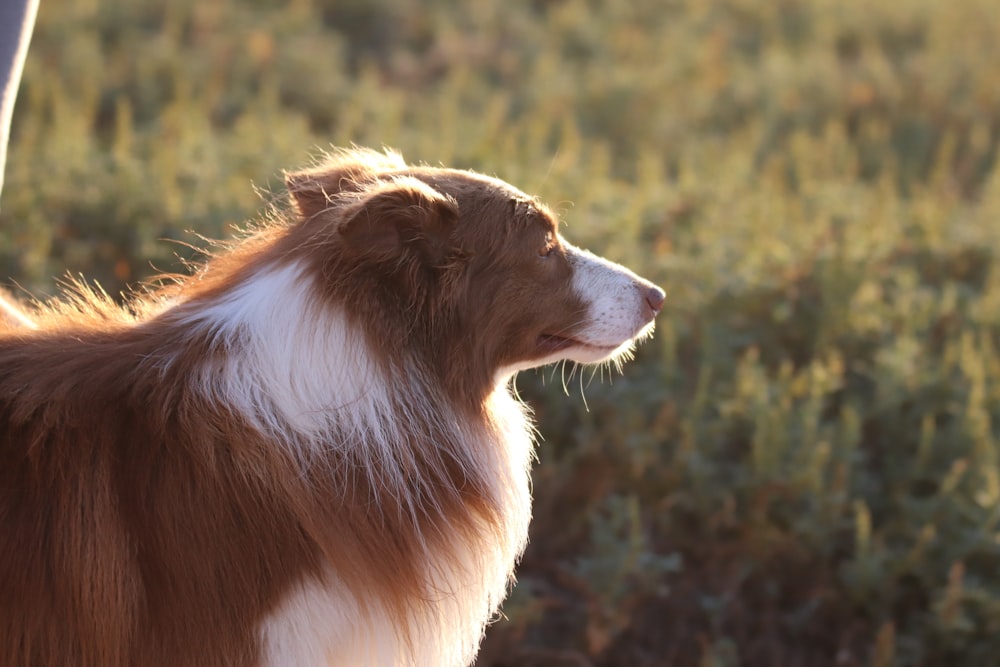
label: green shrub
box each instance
[4,0,1000,664]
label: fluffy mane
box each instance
[0,147,662,667]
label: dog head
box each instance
[283,149,664,396]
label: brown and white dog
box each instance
[0,148,663,666]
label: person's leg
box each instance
[0,0,40,208]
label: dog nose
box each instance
[645,286,665,313]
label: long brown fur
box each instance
[0,148,660,666]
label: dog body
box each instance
[0,292,34,330]
[0,149,662,666]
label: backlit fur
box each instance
[0,148,663,666]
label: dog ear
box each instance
[285,172,336,220]
[285,167,366,221]
[339,177,458,268]
[285,149,407,220]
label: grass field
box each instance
[4,0,1000,665]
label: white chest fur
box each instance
[258,389,534,667]
[182,263,535,666]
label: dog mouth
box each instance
[536,333,617,355]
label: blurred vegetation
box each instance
[4,0,1000,665]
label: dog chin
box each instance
[515,328,650,373]
[563,339,635,364]
[553,321,656,366]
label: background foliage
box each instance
[4,0,1000,665]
